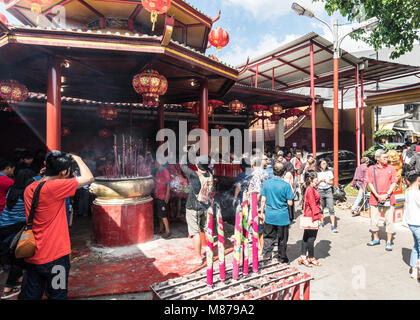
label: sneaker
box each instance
[385,243,393,251]
[331,226,338,233]
[367,239,380,246]
[1,286,21,300]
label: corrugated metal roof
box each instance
[237,32,420,91]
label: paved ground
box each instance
[2,200,419,300]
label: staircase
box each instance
[284,115,308,139]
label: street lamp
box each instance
[292,2,378,186]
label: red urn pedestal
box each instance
[92,197,154,247]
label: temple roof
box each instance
[4,0,218,52]
[0,22,238,103]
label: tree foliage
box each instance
[313,0,420,59]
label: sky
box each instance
[0,0,376,66]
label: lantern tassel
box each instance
[151,11,158,31]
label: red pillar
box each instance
[158,103,164,145]
[355,68,360,166]
[333,58,339,187]
[46,58,62,151]
[341,89,344,125]
[303,281,310,300]
[310,43,316,158]
[360,70,365,154]
[199,79,209,156]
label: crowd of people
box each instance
[0,150,94,300]
[180,143,420,277]
[1,141,420,300]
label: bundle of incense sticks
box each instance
[242,200,250,276]
[206,206,214,287]
[215,204,226,282]
[104,135,153,178]
[232,204,243,280]
[251,192,259,273]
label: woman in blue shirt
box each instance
[0,169,35,299]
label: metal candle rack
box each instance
[150,258,313,300]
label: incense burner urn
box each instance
[89,176,155,202]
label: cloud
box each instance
[227,0,325,20]
[220,33,301,66]
[314,21,373,53]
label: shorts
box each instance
[186,208,207,236]
[258,221,264,234]
[318,188,335,216]
[370,205,394,234]
[155,199,168,219]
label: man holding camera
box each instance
[180,145,214,266]
[366,149,398,251]
[21,151,94,300]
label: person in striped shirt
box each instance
[0,168,36,299]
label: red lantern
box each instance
[97,105,118,121]
[208,28,229,51]
[62,127,71,136]
[269,104,283,116]
[249,104,268,113]
[0,13,8,25]
[132,69,168,107]
[141,0,171,31]
[228,99,244,115]
[99,129,112,137]
[0,80,29,104]
[192,100,223,121]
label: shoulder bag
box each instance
[299,188,321,230]
[11,181,46,259]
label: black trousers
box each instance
[20,254,71,300]
[0,222,25,287]
[301,229,318,258]
[262,224,289,263]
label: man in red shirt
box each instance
[366,149,398,251]
[21,151,94,300]
[0,159,15,214]
[154,159,171,238]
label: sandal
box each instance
[297,256,312,267]
[308,258,322,266]
[1,286,21,300]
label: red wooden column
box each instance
[158,103,164,145]
[199,78,209,156]
[360,70,365,154]
[309,42,316,157]
[355,67,360,166]
[333,57,339,187]
[46,58,62,151]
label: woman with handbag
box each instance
[298,171,322,267]
[0,169,35,299]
